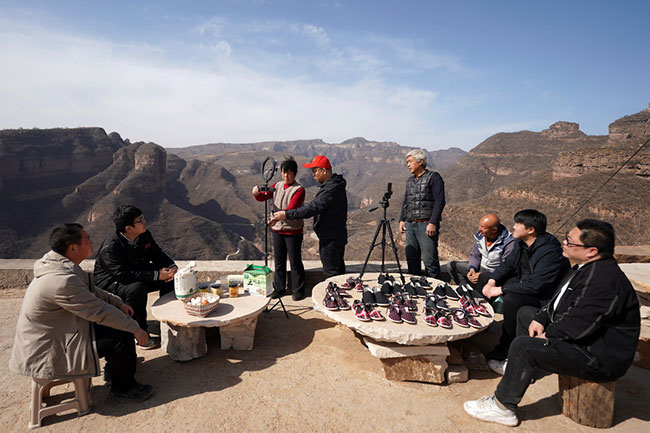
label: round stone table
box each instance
[312,273,494,345]
[151,291,271,361]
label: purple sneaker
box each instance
[387,303,402,323]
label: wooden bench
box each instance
[558,375,616,428]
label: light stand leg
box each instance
[263,182,289,319]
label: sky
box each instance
[1,1,649,151]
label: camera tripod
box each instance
[359,183,405,284]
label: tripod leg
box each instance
[385,219,406,284]
[359,219,384,279]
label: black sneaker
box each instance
[373,286,390,306]
[380,281,393,295]
[403,282,417,297]
[444,284,460,301]
[433,284,447,298]
[414,283,428,298]
[362,289,376,305]
[292,291,306,301]
[110,382,153,402]
[418,276,432,288]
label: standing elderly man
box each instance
[270,155,348,278]
[399,149,446,278]
[441,214,514,291]
[10,224,153,402]
[464,219,640,426]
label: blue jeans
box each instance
[405,221,440,278]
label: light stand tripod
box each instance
[260,157,289,318]
[359,183,405,284]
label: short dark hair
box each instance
[576,219,615,259]
[113,205,143,233]
[280,157,298,175]
[514,209,547,235]
[50,223,84,255]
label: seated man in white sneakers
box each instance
[464,219,640,426]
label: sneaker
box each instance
[423,306,438,327]
[373,287,390,306]
[413,283,428,298]
[292,291,306,301]
[403,282,417,297]
[450,308,469,328]
[352,300,371,322]
[459,295,478,316]
[354,281,365,292]
[368,305,385,321]
[463,395,518,426]
[380,281,393,295]
[110,382,154,402]
[323,294,339,311]
[466,313,483,329]
[488,359,508,376]
[445,284,460,301]
[333,293,351,310]
[401,293,417,312]
[342,277,356,289]
[378,274,389,285]
[418,276,431,288]
[435,309,452,328]
[362,288,376,305]
[433,284,447,298]
[135,337,160,350]
[391,282,403,295]
[399,305,417,324]
[328,282,350,298]
[387,303,402,323]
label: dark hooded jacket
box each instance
[489,232,570,300]
[286,173,347,244]
[534,257,640,379]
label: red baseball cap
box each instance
[302,155,332,170]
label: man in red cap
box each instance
[270,155,348,277]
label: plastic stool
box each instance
[29,377,91,429]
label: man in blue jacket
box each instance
[482,209,570,374]
[464,219,640,426]
[271,155,348,278]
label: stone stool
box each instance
[29,377,91,429]
[558,375,616,428]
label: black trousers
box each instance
[489,290,545,361]
[94,324,137,393]
[494,306,615,410]
[319,239,346,278]
[439,261,491,290]
[272,231,306,295]
[105,280,174,331]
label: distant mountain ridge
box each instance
[1,106,648,263]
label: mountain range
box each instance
[0,106,648,262]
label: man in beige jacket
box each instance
[9,223,153,401]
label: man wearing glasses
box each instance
[270,155,348,278]
[94,205,177,349]
[481,209,570,375]
[464,219,640,426]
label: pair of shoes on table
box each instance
[488,359,508,376]
[342,276,365,292]
[135,337,160,350]
[463,395,519,426]
[323,284,351,311]
[458,285,491,317]
[387,295,416,324]
[110,382,154,402]
[393,291,417,312]
[425,294,449,312]
[352,300,385,321]
[432,283,460,300]
[370,286,390,306]
[449,308,482,328]
[423,305,452,328]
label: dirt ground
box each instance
[1,289,649,433]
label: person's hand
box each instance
[159,267,176,282]
[120,304,134,317]
[252,185,259,195]
[482,279,502,298]
[528,320,546,338]
[133,328,149,346]
[272,211,286,221]
[399,221,406,232]
[426,223,437,237]
[467,269,479,284]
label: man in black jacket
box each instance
[94,205,177,349]
[271,155,347,278]
[482,209,570,374]
[464,219,640,426]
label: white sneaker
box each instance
[463,395,519,426]
[488,359,507,375]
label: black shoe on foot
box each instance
[292,291,306,301]
[110,382,153,402]
[270,289,287,299]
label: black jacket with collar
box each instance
[286,173,348,244]
[534,257,640,378]
[489,232,570,299]
[93,230,175,289]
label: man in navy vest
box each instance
[399,149,446,278]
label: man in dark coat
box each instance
[464,219,640,426]
[482,209,570,374]
[94,205,177,349]
[271,155,347,278]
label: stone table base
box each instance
[220,316,258,350]
[160,322,208,361]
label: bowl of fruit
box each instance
[183,292,220,317]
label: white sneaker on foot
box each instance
[464,395,519,426]
[488,358,507,375]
